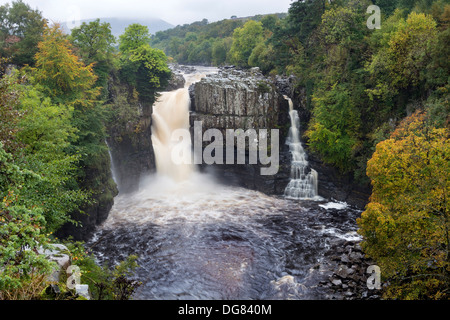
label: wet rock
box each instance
[331,279,342,286]
[336,265,353,279]
[165,72,186,91]
[340,254,350,264]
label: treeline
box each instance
[0,1,170,299]
[150,14,286,66]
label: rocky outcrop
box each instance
[190,66,292,195]
[165,66,186,91]
[107,117,156,195]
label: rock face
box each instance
[107,113,156,195]
[190,67,292,195]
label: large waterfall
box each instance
[284,96,319,200]
[151,70,217,181]
[90,67,363,301]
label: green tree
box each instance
[16,85,87,232]
[306,84,362,172]
[357,111,449,299]
[0,143,54,296]
[0,0,45,66]
[228,20,264,67]
[366,12,438,105]
[119,23,151,53]
[211,37,232,66]
[119,44,171,104]
[0,66,23,154]
[70,19,116,98]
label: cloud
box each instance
[0,0,293,25]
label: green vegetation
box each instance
[0,0,171,299]
[150,14,286,66]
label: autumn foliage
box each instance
[33,24,100,107]
[357,111,449,299]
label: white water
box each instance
[283,96,319,200]
[106,140,118,185]
[151,68,217,182]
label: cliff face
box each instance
[190,67,292,195]
[107,100,156,195]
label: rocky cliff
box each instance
[189,67,292,195]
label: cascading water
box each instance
[106,140,118,186]
[283,96,319,200]
[88,67,362,301]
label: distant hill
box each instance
[61,17,174,39]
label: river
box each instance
[87,67,363,300]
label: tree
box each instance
[366,12,438,103]
[357,111,449,299]
[70,19,116,98]
[119,44,171,104]
[306,84,362,172]
[119,23,151,53]
[16,85,87,232]
[33,24,100,108]
[228,20,264,67]
[0,142,55,296]
[0,0,45,66]
[0,66,23,154]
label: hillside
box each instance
[150,13,287,65]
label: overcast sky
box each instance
[0,0,294,26]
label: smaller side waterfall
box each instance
[105,140,118,186]
[283,96,319,200]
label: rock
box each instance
[340,254,350,264]
[190,66,292,195]
[37,244,71,282]
[349,251,363,261]
[165,72,186,91]
[331,279,342,286]
[336,265,351,279]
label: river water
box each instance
[88,67,363,300]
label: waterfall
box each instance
[106,140,118,186]
[151,68,216,182]
[283,96,319,200]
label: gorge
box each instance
[87,66,377,300]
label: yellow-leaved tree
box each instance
[357,110,449,299]
[33,24,100,108]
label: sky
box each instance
[0,0,294,26]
